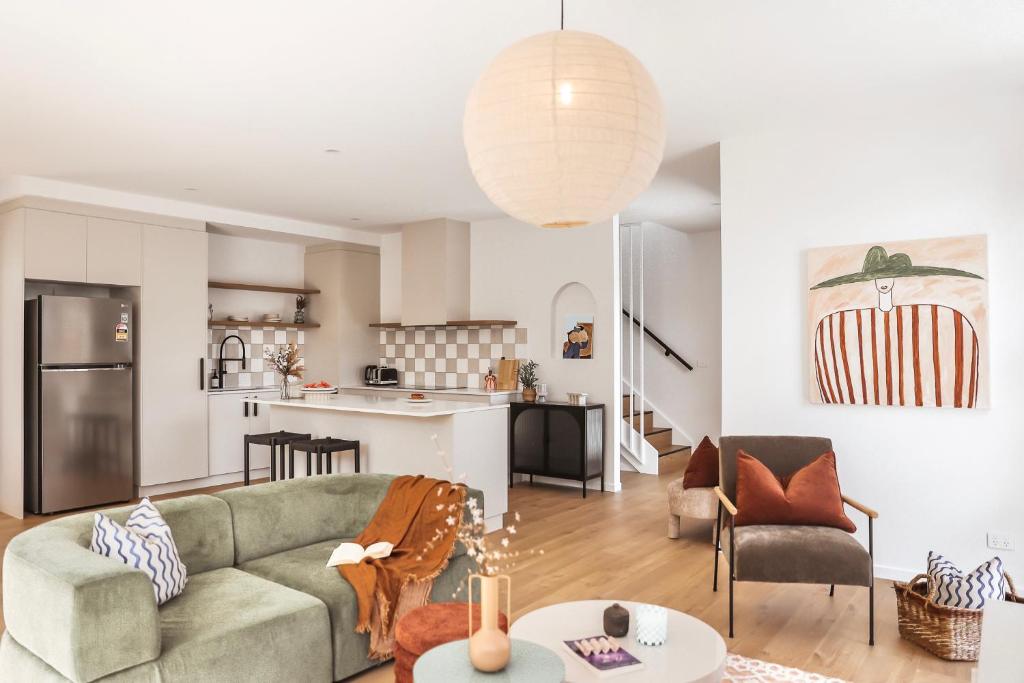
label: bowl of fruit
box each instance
[300,380,337,400]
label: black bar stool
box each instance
[243,430,311,485]
[288,437,361,477]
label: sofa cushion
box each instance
[215,474,397,565]
[0,632,159,682]
[724,524,872,586]
[682,436,719,489]
[239,539,478,681]
[47,495,235,575]
[719,435,834,502]
[155,567,331,682]
[90,498,188,605]
[735,450,856,533]
[1,497,232,682]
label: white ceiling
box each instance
[1,1,1021,235]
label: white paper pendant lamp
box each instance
[463,30,666,229]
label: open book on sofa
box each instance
[326,541,394,567]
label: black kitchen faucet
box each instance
[218,334,247,378]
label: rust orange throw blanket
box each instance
[340,475,465,659]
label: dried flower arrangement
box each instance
[265,343,304,379]
[265,343,304,399]
[421,435,542,598]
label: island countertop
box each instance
[249,393,510,417]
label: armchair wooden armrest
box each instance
[714,486,738,517]
[842,494,878,519]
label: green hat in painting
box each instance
[810,245,983,290]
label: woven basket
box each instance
[894,572,1021,661]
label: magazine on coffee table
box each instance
[562,635,644,678]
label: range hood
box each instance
[373,218,514,329]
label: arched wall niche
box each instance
[550,281,597,359]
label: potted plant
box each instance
[519,360,539,402]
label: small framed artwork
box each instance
[562,315,594,360]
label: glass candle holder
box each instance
[635,604,668,646]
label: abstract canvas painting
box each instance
[562,315,594,359]
[807,235,988,409]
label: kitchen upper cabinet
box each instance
[24,209,87,282]
[87,217,141,286]
[208,390,277,476]
[137,225,209,486]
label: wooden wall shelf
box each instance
[209,320,320,329]
[208,281,320,295]
[369,320,517,329]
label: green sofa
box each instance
[0,474,480,682]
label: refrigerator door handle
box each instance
[200,358,205,391]
[40,366,130,372]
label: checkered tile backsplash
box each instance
[378,326,528,389]
[209,327,304,389]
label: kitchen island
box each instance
[250,394,509,529]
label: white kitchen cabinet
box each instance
[24,209,87,282]
[137,225,209,486]
[87,217,141,286]
[208,390,278,476]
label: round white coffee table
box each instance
[510,600,726,683]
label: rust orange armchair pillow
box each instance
[682,436,719,488]
[734,450,856,532]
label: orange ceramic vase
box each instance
[468,574,511,672]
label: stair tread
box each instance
[644,426,671,436]
[658,444,691,457]
[621,409,654,417]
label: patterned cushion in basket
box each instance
[927,551,1005,609]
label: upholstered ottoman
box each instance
[667,480,719,538]
[394,602,509,683]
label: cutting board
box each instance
[496,358,520,391]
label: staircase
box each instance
[622,394,690,459]
[619,221,695,475]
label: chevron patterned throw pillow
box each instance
[927,551,1005,609]
[90,497,188,605]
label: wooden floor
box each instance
[0,457,972,682]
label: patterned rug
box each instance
[724,654,847,682]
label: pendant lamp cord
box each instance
[560,0,564,30]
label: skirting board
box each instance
[874,564,919,583]
[137,468,269,498]
[512,473,622,493]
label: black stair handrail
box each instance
[622,309,694,371]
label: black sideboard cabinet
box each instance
[508,400,605,498]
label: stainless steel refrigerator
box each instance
[25,295,134,513]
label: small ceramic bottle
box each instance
[603,603,629,637]
[483,368,497,392]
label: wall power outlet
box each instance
[987,533,1015,551]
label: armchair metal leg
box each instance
[728,517,735,638]
[869,516,875,646]
[713,502,722,592]
[829,584,835,597]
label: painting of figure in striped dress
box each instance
[808,235,988,409]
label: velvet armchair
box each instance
[712,436,878,644]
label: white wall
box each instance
[0,209,25,517]
[720,99,1024,580]
[303,246,381,387]
[470,217,622,491]
[621,224,722,443]
[207,233,305,324]
[379,232,402,322]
